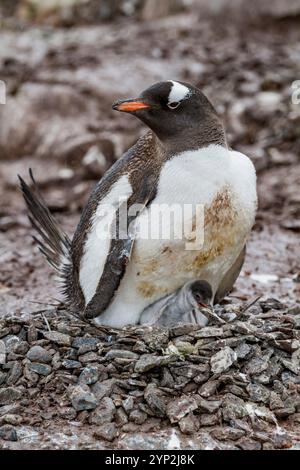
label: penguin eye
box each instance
[167,101,180,110]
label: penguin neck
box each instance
[153,110,227,156]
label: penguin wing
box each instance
[139,292,175,325]
[214,245,246,304]
[83,176,157,319]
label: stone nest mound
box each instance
[0,299,300,449]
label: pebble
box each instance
[0,387,22,405]
[122,396,134,413]
[91,379,115,400]
[94,423,118,442]
[27,346,52,363]
[70,385,98,411]
[43,331,71,346]
[78,352,99,363]
[0,424,18,441]
[178,412,199,434]
[166,396,198,423]
[6,362,22,385]
[89,397,115,425]
[211,426,246,441]
[105,350,138,360]
[210,347,237,374]
[72,337,100,350]
[129,409,147,424]
[144,384,166,417]
[62,360,82,369]
[78,366,100,385]
[28,362,52,376]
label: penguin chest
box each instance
[132,186,244,299]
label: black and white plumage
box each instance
[20,80,257,327]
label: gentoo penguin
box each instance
[20,80,257,328]
[139,279,213,327]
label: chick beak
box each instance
[198,302,209,309]
[112,99,151,113]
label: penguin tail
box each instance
[19,170,72,297]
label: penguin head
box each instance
[112,80,222,144]
[189,279,213,309]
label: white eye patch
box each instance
[167,80,191,106]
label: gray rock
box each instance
[274,407,296,419]
[26,345,52,363]
[178,412,199,434]
[6,362,22,385]
[0,371,6,385]
[235,342,252,359]
[0,414,23,426]
[199,413,220,426]
[143,329,169,350]
[115,407,128,426]
[27,325,38,343]
[72,337,100,350]
[246,383,270,403]
[122,396,134,413]
[105,349,138,360]
[3,335,20,353]
[134,354,176,373]
[0,387,22,405]
[94,423,118,442]
[78,352,99,363]
[211,347,237,374]
[195,327,224,338]
[169,324,196,336]
[197,397,222,413]
[166,395,198,423]
[273,430,293,449]
[79,366,100,385]
[222,394,248,421]
[144,384,166,417]
[89,397,115,425]
[238,438,262,450]
[91,379,115,400]
[244,356,270,375]
[58,407,77,420]
[0,403,21,416]
[269,391,284,410]
[43,331,71,346]
[211,426,246,441]
[28,362,52,376]
[0,424,18,441]
[57,323,81,337]
[62,359,82,369]
[134,354,164,373]
[70,385,98,411]
[13,341,29,355]
[199,380,220,398]
[129,409,147,424]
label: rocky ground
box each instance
[0,0,300,450]
[1,299,300,450]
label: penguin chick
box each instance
[139,279,214,327]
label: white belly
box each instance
[96,145,257,327]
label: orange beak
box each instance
[112,99,151,113]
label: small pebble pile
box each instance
[0,299,300,449]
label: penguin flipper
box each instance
[214,245,246,304]
[83,182,156,320]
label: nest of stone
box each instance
[0,299,300,449]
